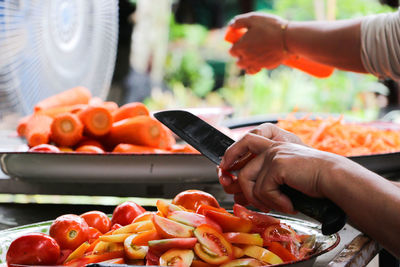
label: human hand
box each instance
[218,123,305,201]
[228,12,289,74]
[219,132,338,214]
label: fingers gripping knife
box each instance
[154,110,347,235]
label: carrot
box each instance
[102,101,119,113]
[169,143,200,154]
[283,55,334,78]
[78,106,113,137]
[50,113,84,147]
[75,137,105,150]
[24,114,54,147]
[89,97,104,106]
[107,116,175,149]
[112,102,150,122]
[34,86,91,112]
[36,104,87,118]
[112,143,169,154]
[16,115,32,137]
[75,145,105,154]
[277,115,400,156]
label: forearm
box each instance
[285,19,366,73]
[321,157,400,257]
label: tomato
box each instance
[193,224,233,265]
[196,204,229,216]
[172,190,220,211]
[265,241,298,262]
[57,249,73,265]
[49,214,89,250]
[28,144,60,152]
[111,201,146,226]
[263,223,301,244]
[205,209,252,233]
[87,227,101,242]
[6,233,60,266]
[233,204,280,233]
[80,210,111,233]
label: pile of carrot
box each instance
[277,114,400,156]
[17,86,198,154]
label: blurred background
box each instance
[109,0,396,125]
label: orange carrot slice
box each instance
[34,86,91,112]
[25,114,54,147]
[51,113,84,147]
[107,116,175,149]
[78,106,113,137]
[112,102,150,122]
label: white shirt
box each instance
[361,10,400,81]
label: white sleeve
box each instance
[361,10,400,81]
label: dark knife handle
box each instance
[280,185,347,235]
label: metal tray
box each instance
[0,152,217,183]
[0,213,340,267]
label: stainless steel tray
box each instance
[0,152,216,183]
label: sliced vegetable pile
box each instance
[17,86,198,154]
[6,190,316,267]
[277,115,400,156]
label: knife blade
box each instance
[154,110,347,235]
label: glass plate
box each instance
[0,214,339,266]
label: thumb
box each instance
[220,133,276,170]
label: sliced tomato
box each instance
[233,204,279,233]
[263,223,301,244]
[152,215,194,238]
[195,204,229,216]
[168,210,222,233]
[159,249,194,267]
[148,237,197,254]
[204,209,252,233]
[193,224,233,265]
[265,241,298,262]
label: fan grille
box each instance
[0,0,118,116]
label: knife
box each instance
[154,110,347,235]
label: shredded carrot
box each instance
[277,115,400,156]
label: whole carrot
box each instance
[75,137,105,150]
[107,116,174,149]
[78,106,113,137]
[36,104,87,118]
[51,113,84,147]
[112,102,150,122]
[75,145,105,154]
[16,115,32,137]
[112,143,169,154]
[34,86,91,112]
[24,114,54,147]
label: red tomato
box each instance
[6,233,60,265]
[87,227,101,242]
[263,223,301,244]
[233,203,280,233]
[28,144,60,152]
[111,201,146,226]
[49,214,89,250]
[80,210,111,233]
[172,189,220,211]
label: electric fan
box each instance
[0,0,119,117]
